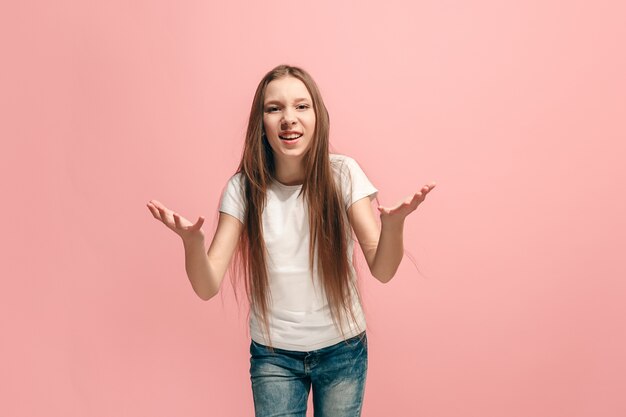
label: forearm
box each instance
[370,220,405,283]
[182,237,220,300]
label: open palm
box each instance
[147,199,205,241]
[377,183,436,223]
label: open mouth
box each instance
[279,133,303,141]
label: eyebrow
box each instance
[264,98,311,106]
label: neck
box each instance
[274,157,305,186]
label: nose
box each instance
[281,108,297,127]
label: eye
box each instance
[265,106,279,113]
[297,104,310,110]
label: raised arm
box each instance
[181,212,242,300]
[147,199,243,300]
[348,183,436,283]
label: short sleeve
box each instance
[218,173,246,224]
[334,155,378,210]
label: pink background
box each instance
[1,0,625,416]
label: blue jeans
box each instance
[249,331,368,417]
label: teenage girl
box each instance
[147,64,435,417]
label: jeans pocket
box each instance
[355,332,367,352]
[250,339,266,356]
[345,331,367,350]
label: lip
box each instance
[280,135,301,145]
[279,130,302,137]
[278,130,303,145]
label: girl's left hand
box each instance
[377,183,436,223]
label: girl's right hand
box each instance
[146,199,205,243]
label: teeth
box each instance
[280,133,302,140]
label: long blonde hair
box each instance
[230,64,363,351]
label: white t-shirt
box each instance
[218,153,378,351]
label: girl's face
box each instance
[262,76,316,162]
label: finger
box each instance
[150,200,166,211]
[422,184,436,197]
[161,207,173,224]
[400,196,416,212]
[173,212,183,229]
[188,216,202,231]
[155,206,167,222]
[192,216,205,230]
[405,193,420,207]
[147,203,160,219]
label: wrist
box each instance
[381,216,405,229]
[182,234,205,248]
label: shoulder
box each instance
[330,153,356,164]
[329,153,359,174]
[330,153,378,206]
[220,171,246,202]
[219,171,247,222]
[224,171,245,189]
[330,153,370,179]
